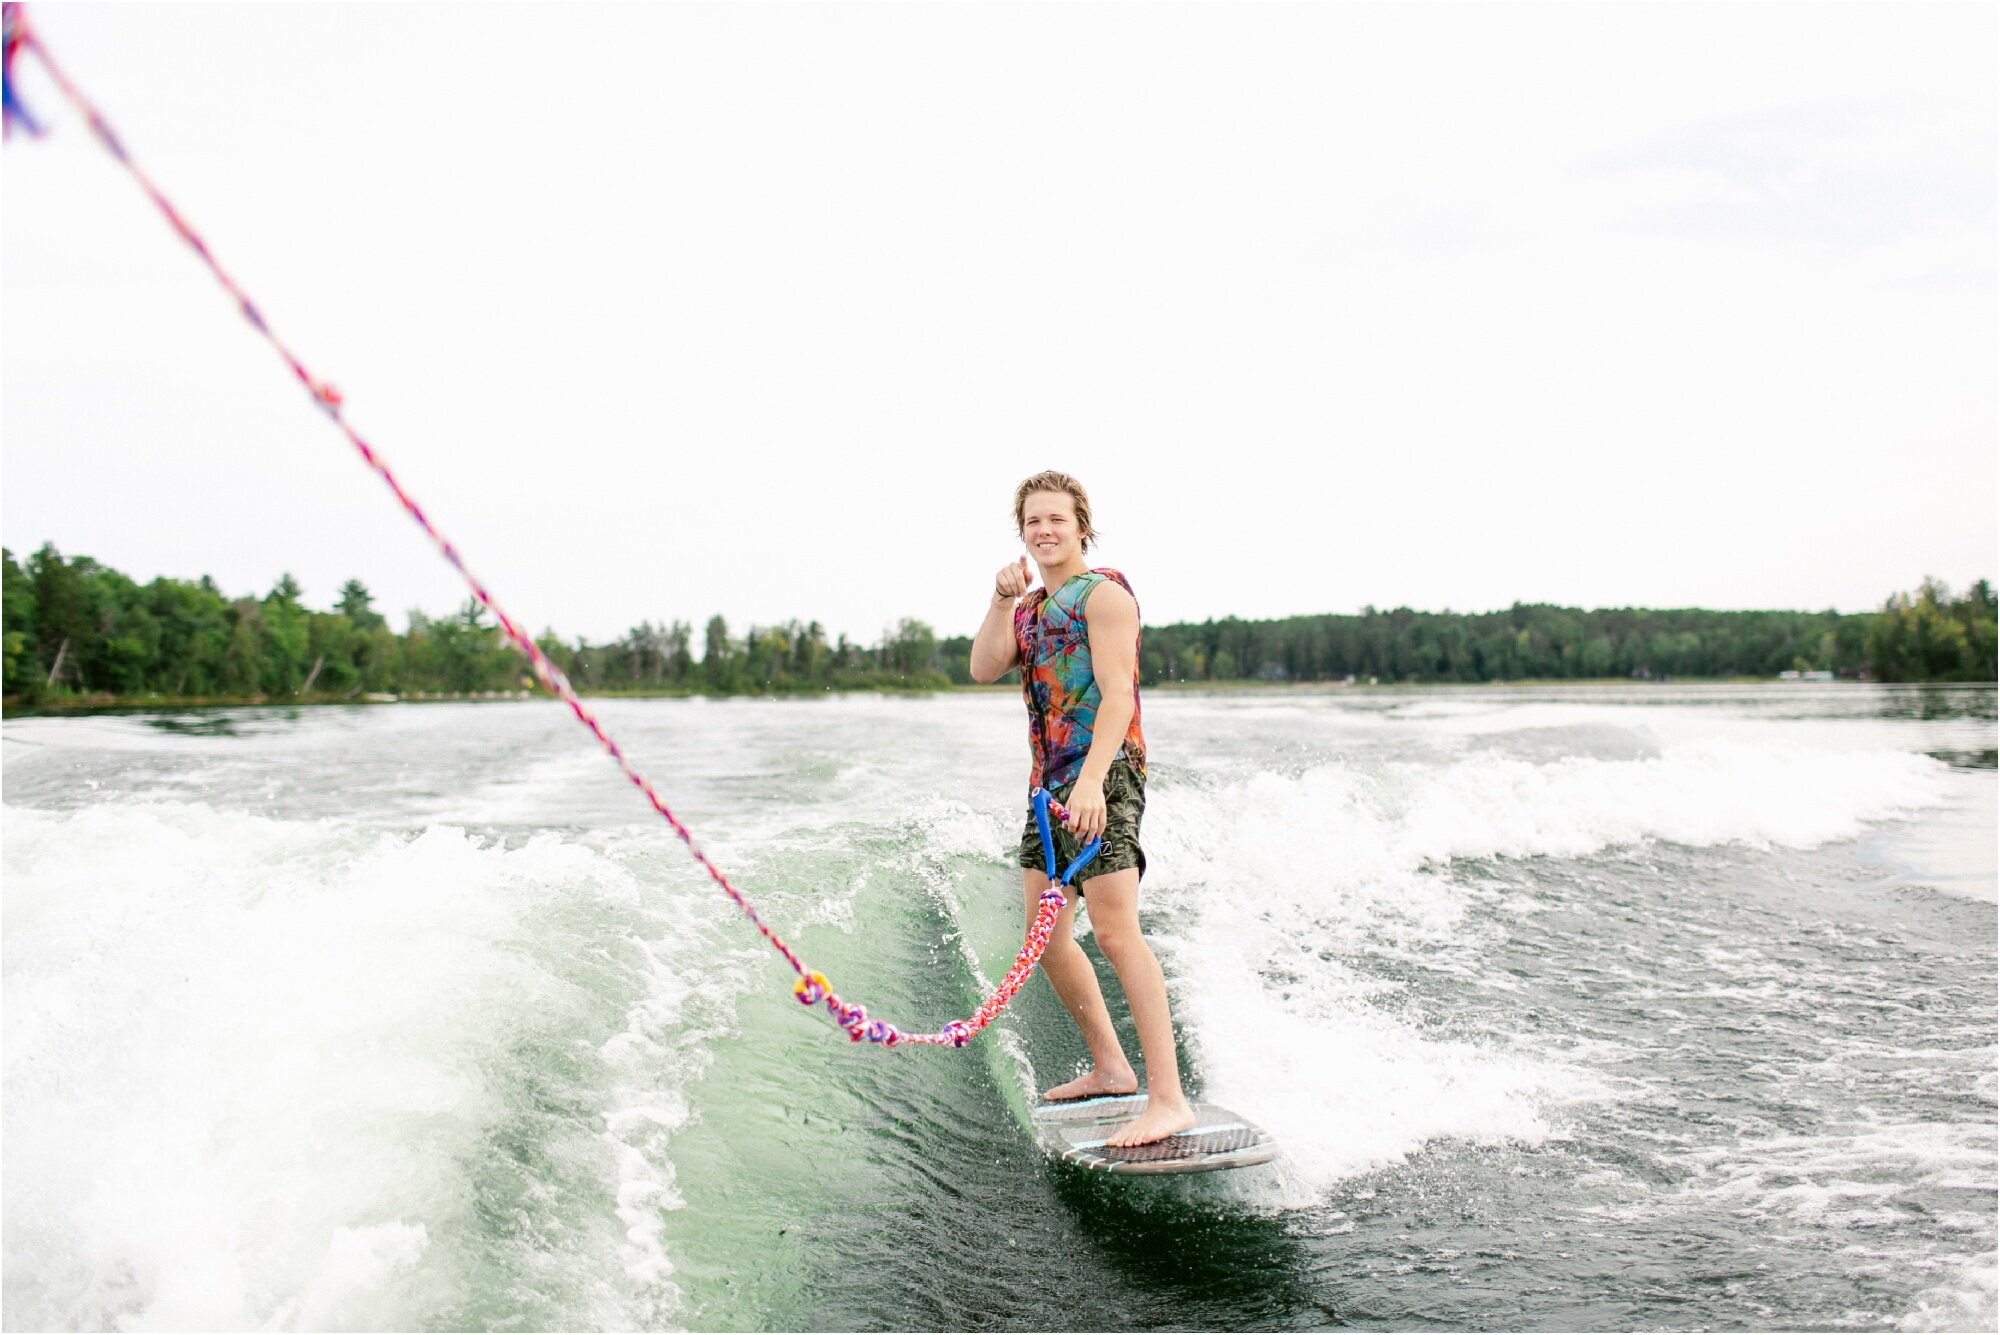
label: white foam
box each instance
[1127,739,1955,1199]
[592,876,756,1310]
[1624,1118,2000,1332]
[1399,740,1949,862]
[1152,880,1606,1200]
[289,1222,433,1332]
[1,800,719,1331]
[1665,1120,1996,1228]
[1896,1251,1999,1332]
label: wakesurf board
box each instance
[1031,1093,1280,1176]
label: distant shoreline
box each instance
[12,546,1993,702]
[9,677,1994,720]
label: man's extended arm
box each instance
[970,557,1030,683]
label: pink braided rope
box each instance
[11,9,1069,1051]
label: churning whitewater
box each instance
[4,685,1994,1331]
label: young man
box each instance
[968,470,1197,1148]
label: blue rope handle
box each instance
[1031,787,1103,887]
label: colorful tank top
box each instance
[1013,568,1148,792]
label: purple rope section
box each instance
[4,3,1068,1050]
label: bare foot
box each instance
[1105,1095,1197,1147]
[1042,1066,1139,1102]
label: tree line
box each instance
[1064,580,1991,687]
[2,544,949,704]
[3,542,1993,706]
[1864,578,2000,683]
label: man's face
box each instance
[1020,490,1083,569]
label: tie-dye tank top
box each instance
[1013,568,1148,792]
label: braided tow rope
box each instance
[1,3,1099,1049]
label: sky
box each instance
[3,2,1993,646]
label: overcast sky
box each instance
[3,2,1992,644]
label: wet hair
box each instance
[1013,470,1098,553]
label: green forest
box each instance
[3,543,1994,708]
[1093,577,1996,688]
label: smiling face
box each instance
[1020,489,1086,571]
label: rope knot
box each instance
[791,971,830,1007]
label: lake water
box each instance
[3,684,1994,1331]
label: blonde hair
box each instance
[1013,470,1098,553]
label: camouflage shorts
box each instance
[1017,762,1147,891]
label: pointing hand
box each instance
[994,556,1032,606]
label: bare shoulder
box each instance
[1082,575,1138,626]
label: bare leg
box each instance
[1077,866,1197,1146]
[1022,869,1136,1100]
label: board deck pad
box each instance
[1031,1094,1280,1176]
